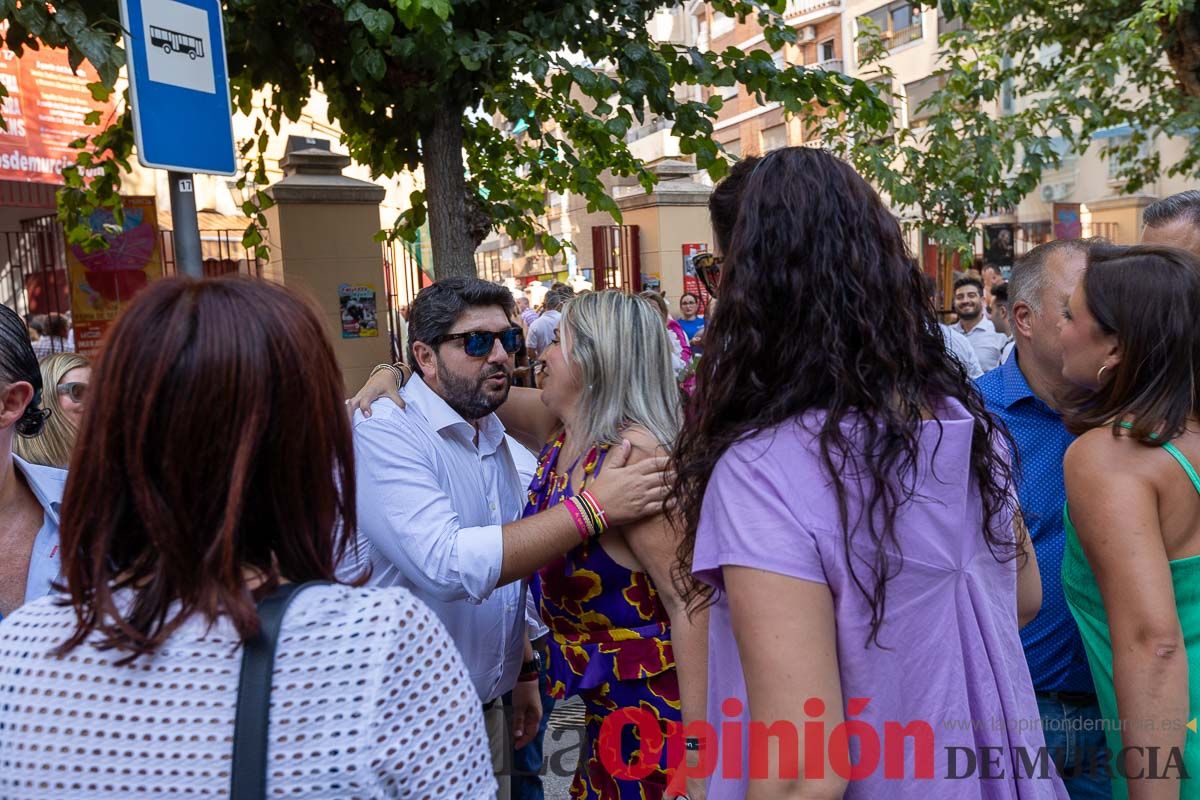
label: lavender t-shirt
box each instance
[693,401,1068,799]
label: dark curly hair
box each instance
[0,304,48,437]
[672,147,1017,647]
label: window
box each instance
[999,56,1014,116]
[723,139,742,159]
[1104,133,1150,181]
[858,1,923,56]
[761,123,789,153]
[819,39,836,62]
[772,49,787,71]
[717,82,739,101]
[904,74,944,127]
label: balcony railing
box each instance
[812,58,843,73]
[890,22,923,48]
[785,0,841,19]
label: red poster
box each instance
[0,25,116,183]
[681,243,711,311]
[67,196,163,357]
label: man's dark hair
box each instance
[1144,190,1200,229]
[991,281,1009,308]
[953,275,984,295]
[27,314,47,336]
[708,155,760,254]
[407,277,516,376]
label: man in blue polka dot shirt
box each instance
[976,238,1113,799]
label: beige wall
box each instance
[263,196,390,394]
[620,199,714,307]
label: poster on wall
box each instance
[982,224,1016,269]
[339,284,379,338]
[1053,203,1083,241]
[681,243,711,311]
[67,196,163,357]
[0,23,117,182]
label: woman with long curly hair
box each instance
[672,147,1065,799]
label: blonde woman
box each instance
[351,290,708,800]
[14,353,89,468]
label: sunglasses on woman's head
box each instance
[57,381,86,404]
[435,327,524,358]
[693,252,723,298]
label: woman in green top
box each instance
[1060,244,1200,800]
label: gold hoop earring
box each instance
[1097,365,1109,383]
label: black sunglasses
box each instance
[435,327,524,357]
[693,252,723,298]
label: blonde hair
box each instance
[14,352,89,468]
[559,291,681,449]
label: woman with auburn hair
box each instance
[351,289,708,800]
[14,352,90,468]
[673,147,1063,799]
[1060,245,1200,798]
[0,277,494,798]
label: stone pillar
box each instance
[262,148,389,394]
[616,160,714,308]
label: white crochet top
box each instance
[0,584,496,799]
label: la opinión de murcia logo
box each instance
[590,697,1191,792]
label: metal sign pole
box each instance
[168,171,203,277]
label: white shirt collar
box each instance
[13,455,64,527]
[402,374,508,455]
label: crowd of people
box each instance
[0,149,1199,800]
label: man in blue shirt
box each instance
[976,238,1112,798]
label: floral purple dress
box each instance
[525,433,680,799]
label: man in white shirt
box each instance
[348,277,669,799]
[952,275,1006,372]
[525,289,569,359]
[925,275,983,378]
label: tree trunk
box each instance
[424,105,485,279]
[1162,8,1200,98]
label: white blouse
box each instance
[0,584,496,799]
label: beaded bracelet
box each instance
[578,490,609,533]
[565,495,591,542]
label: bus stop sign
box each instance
[118,0,236,175]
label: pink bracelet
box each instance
[565,496,590,542]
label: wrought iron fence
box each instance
[381,238,427,363]
[0,215,263,320]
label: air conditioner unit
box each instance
[799,25,817,42]
[1039,183,1073,202]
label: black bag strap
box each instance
[230,581,326,800]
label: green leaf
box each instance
[74,28,114,71]
[87,81,112,102]
[353,49,387,81]
[363,9,395,40]
[83,110,101,125]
